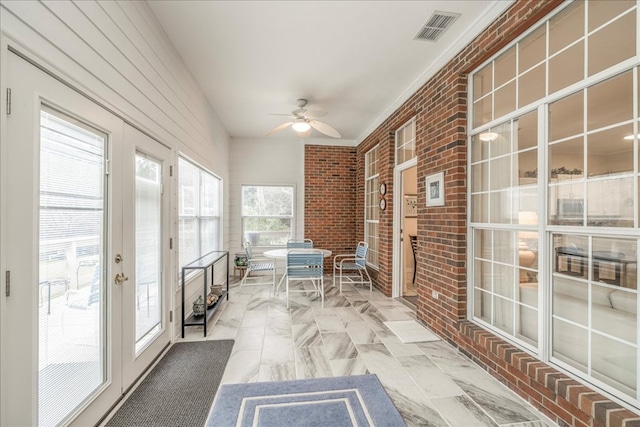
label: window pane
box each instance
[178,158,197,216]
[588,11,636,76]
[519,64,546,108]
[588,71,633,132]
[490,191,510,224]
[473,63,492,101]
[516,150,537,185]
[549,41,584,94]
[473,95,492,128]
[554,276,588,325]
[588,0,635,31]
[179,218,198,269]
[471,134,490,163]
[517,304,538,346]
[519,25,546,72]
[135,155,162,350]
[494,47,516,88]
[243,217,292,246]
[587,176,634,227]
[587,124,634,177]
[200,172,219,216]
[494,81,516,120]
[242,186,293,216]
[474,289,492,324]
[472,193,489,223]
[549,138,584,178]
[592,333,637,396]
[472,162,488,193]
[549,2,585,55]
[549,92,584,142]
[489,121,512,159]
[490,156,511,190]
[553,318,588,372]
[200,218,219,255]
[494,296,514,335]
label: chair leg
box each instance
[240,267,251,285]
[286,277,289,309]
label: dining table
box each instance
[263,248,332,292]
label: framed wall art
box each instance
[404,194,417,217]
[426,172,445,207]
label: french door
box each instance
[1,51,171,426]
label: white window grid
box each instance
[468,0,640,407]
[365,145,380,267]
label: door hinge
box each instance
[105,159,110,175]
[5,271,10,297]
[169,237,173,250]
[169,310,173,322]
[169,165,173,177]
[6,88,11,115]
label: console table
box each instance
[555,247,636,286]
[181,251,229,337]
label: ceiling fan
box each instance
[265,99,341,139]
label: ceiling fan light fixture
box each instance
[479,132,499,142]
[292,120,311,132]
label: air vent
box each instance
[414,11,460,42]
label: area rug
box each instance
[206,374,406,427]
[106,340,234,427]
[383,320,440,343]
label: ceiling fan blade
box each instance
[265,121,293,136]
[310,120,341,138]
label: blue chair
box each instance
[286,249,324,308]
[241,241,276,287]
[287,238,313,249]
[333,241,372,292]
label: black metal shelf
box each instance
[181,251,229,337]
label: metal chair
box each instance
[286,249,324,308]
[241,241,276,287]
[287,238,313,249]
[333,241,372,292]
[409,235,418,283]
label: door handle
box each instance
[114,273,129,285]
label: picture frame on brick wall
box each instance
[426,172,444,207]
[404,194,417,217]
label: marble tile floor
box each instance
[181,277,554,427]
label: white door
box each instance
[1,51,170,426]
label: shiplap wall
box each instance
[0,0,230,339]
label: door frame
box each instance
[392,158,417,298]
[0,39,176,426]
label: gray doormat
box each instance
[106,340,234,427]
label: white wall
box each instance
[229,137,306,257]
[0,0,230,339]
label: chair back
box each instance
[355,241,368,268]
[287,250,324,279]
[244,241,254,259]
[287,239,313,249]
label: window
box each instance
[241,185,294,246]
[395,118,416,165]
[178,157,221,271]
[469,0,639,407]
[365,146,380,267]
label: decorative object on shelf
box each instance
[379,182,387,195]
[379,198,386,211]
[426,172,445,207]
[193,295,206,317]
[210,284,223,296]
[206,293,218,309]
[404,194,417,217]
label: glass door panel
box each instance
[135,154,162,353]
[38,109,107,426]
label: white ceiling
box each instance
[147,1,513,144]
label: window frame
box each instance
[365,145,380,268]
[468,0,640,408]
[177,156,222,277]
[240,184,295,248]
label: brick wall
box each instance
[351,0,640,426]
[304,145,357,270]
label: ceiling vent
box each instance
[414,11,460,42]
